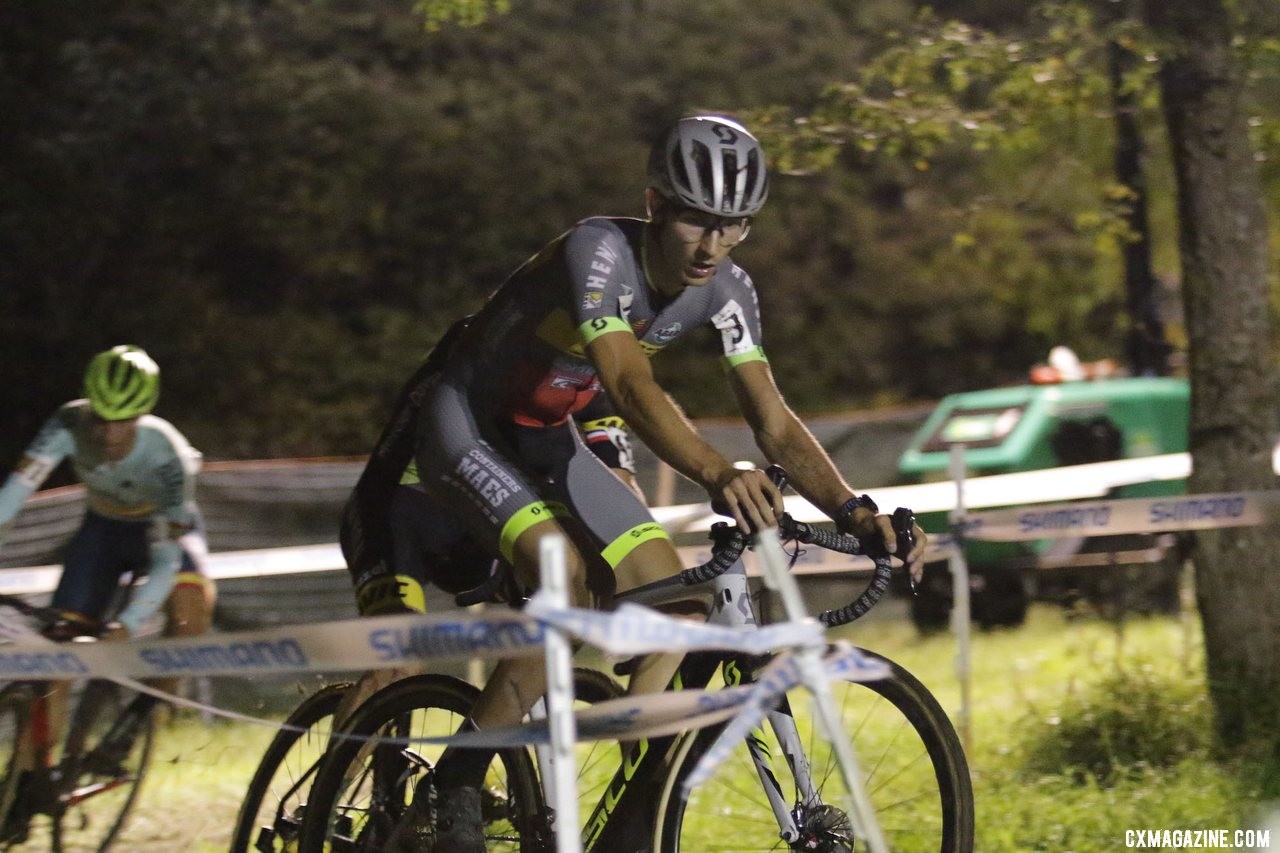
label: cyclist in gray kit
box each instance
[393,115,927,849]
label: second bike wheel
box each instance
[53,681,155,853]
[531,667,624,848]
[229,681,352,853]
[0,684,35,850]
[653,650,974,853]
[298,673,544,852]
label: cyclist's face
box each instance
[87,415,139,461]
[649,196,749,291]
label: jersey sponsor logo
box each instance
[585,242,618,291]
[712,299,755,355]
[455,448,522,508]
[550,373,588,390]
[594,241,620,268]
[618,285,634,322]
[581,291,604,309]
[652,321,682,343]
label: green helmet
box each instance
[83,345,160,420]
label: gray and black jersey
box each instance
[347,216,770,602]
[449,216,767,427]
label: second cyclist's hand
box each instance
[711,467,784,533]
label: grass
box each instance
[839,604,1278,852]
[77,604,1280,851]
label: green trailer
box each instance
[897,376,1189,629]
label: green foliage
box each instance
[414,0,511,30]
[1017,661,1214,783]
[851,606,1275,850]
[1,0,1277,461]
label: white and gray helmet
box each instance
[648,116,769,217]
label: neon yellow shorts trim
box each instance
[499,501,571,564]
[601,521,671,568]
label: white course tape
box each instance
[105,672,765,750]
[962,490,1280,542]
[0,609,547,680]
[524,596,824,657]
[682,643,889,794]
[104,654,855,754]
[0,600,825,681]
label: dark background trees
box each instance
[2,0,1279,764]
[11,0,1273,464]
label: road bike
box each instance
[0,594,156,852]
[294,474,975,852]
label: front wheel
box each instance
[53,681,155,853]
[653,651,974,852]
[0,684,35,848]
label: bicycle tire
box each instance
[653,650,974,853]
[298,673,544,852]
[535,667,624,847]
[53,681,156,853]
[0,684,35,849]
[229,681,352,853]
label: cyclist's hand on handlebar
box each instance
[710,466,784,534]
[840,506,927,583]
[885,517,927,584]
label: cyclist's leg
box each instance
[54,520,156,848]
[165,528,215,638]
[410,385,602,847]
[46,514,140,755]
[50,512,134,628]
[335,485,445,729]
[152,529,216,701]
[552,424,708,696]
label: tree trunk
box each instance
[1106,33,1168,376]
[1142,0,1280,746]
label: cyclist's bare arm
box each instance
[587,330,782,532]
[728,360,927,569]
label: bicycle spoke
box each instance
[230,682,347,853]
[53,683,153,852]
[656,655,973,853]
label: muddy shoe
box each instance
[433,784,485,852]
